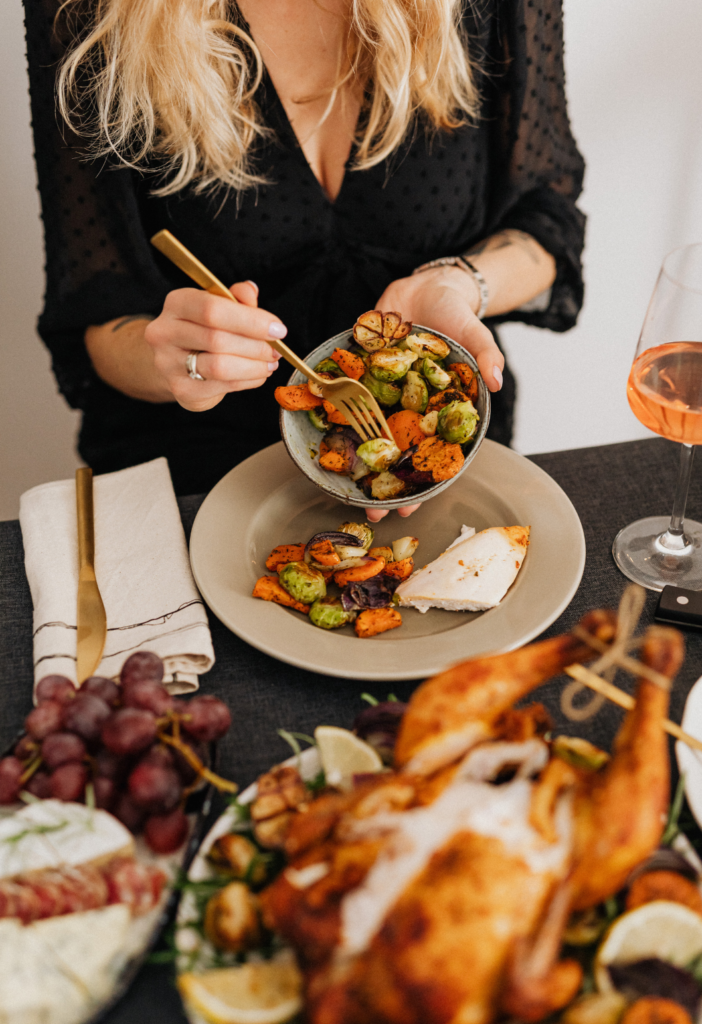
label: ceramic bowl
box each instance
[279,324,491,510]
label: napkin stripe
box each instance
[33,599,205,638]
[34,621,206,669]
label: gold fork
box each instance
[150,230,392,442]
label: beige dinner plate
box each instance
[189,439,585,681]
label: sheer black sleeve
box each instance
[478,0,586,332]
[22,0,171,411]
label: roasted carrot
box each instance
[322,400,348,426]
[274,385,323,411]
[333,557,386,587]
[355,607,403,638]
[426,387,468,413]
[449,363,480,401]
[626,870,702,914]
[331,348,365,380]
[382,557,414,580]
[319,450,351,474]
[386,410,426,451]
[265,544,305,572]
[621,998,693,1024]
[252,576,310,614]
[412,436,465,482]
[307,538,341,567]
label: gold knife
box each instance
[75,467,107,684]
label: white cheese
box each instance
[395,525,530,613]
[0,801,134,880]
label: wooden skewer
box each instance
[565,663,702,755]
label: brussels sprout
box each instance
[418,409,438,436]
[308,407,329,432]
[278,561,326,604]
[309,596,356,630]
[406,331,451,361]
[421,358,452,391]
[357,438,402,472]
[338,522,375,549]
[359,372,402,407]
[307,372,335,398]
[369,546,394,563]
[314,358,344,376]
[437,400,479,444]
[368,348,417,383]
[401,370,429,414]
[391,536,419,561]
[371,471,406,500]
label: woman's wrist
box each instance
[412,256,486,318]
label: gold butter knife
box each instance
[75,467,107,684]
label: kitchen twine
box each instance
[561,584,670,722]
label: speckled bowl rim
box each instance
[279,325,491,509]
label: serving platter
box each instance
[189,439,585,681]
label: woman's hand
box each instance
[143,281,283,411]
[363,264,503,522]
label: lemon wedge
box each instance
[314,726,383,791]
[595,900,702,992]
[177,952,303,1024]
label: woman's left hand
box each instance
[364,265,504,522]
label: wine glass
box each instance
[612,243,702,591]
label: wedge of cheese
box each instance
[0,800,134,880]
[395,525,530,613]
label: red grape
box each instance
[62,693,111,742]
[0,758,23,803]
[49,762,88,802]
[101,708,157,755]
[123,680,172,716]
[93,748,129,780]
[140,745,175,770]
[144,807,189,854]
[41,732,86,770]
[93,776,116,810]
[128,761,181,812]
[35,675,76,705]
[14,735,38,761]
[120,652,164,688]
[25,701,63,740]
[180,695,231,743]
[113,793,146,833]
[25,770,52,799]
[82,676,120,706]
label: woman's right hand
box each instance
[144,280,284,412]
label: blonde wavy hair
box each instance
[56,0,479,197]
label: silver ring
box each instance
[186,351,205,381]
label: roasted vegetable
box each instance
[274,384,322,410]
[610,963,701,1020]
[449,362,480,401]
[359,371,402,407]
[626,871,702,914]
[368,347,417,383]
[627,848,699,884]
[383,556,414,580]
[303,531,363,565]
[307,538,341,567]
[308,371,337,398]
[309,596,357,630]
[252,576,311,614]
[319,449,352,473]
[314,358,345,377]
[355,607,403,638]
[419,409,439,435]
[319,426,365,476]
[552,735,610,771]
[620,999,694,1024]
[371,471,407,500]
[340,574,400,612]
[334,557,386,587]
[406,330,451,361]
[421,357,452,391]
[337,522,374,549]
[353,310,412,351]
[400,370,429,414]
[322,399,351,425]
[208,834,267,886]
[391,536,419,561]
[307,407,329,432]
[369,546,394,563]
[278,561,327,604]
[386,410,427,452]
[204,882,261,952]
[353,700,408,764]
[357,437,402,471]
[412,435,465,482]
[561,993,627,1024]
[427,387,469,414]
[331,347,365,380]
[437,399,480,444]
[265,544,305,572]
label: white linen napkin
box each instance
[20,457,215,698]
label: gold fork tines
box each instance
[150,229,392,442]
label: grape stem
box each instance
[19,755,43,785]
[157,731,238,794]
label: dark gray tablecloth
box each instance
[1,435,701,1022]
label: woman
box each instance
[24,0,584,519]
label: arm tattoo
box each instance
[464,230,543,265]
[112,314,156,332]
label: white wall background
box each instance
[1,0,702,521]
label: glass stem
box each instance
[658,443,695,552]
